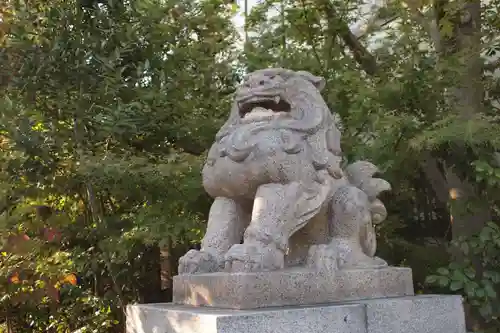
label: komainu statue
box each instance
[178,68,390,274]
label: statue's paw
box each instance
[178,249,221,275]
[307,244,338,272]
[365,256,388,268]
[339,254,388,270]
[224,243,284,273]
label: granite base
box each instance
[172,266,414,309]
[126,295,466,333]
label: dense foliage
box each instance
[0,0,499,332]
[0,0,237,331]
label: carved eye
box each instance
[269,75,275,79]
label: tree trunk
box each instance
[139,245,167,303]
[430,0,489,240]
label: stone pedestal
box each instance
[172,266,414,309]
[126,295,467,333]
[128,267,467,333]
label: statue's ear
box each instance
[296,71,326,91]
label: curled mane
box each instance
[208,68,343,178]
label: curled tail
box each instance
[344,161,391,223]
[343,161,391,256]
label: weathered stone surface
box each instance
[172,266,414,309]
[178,68,393,275]
[126,295,466,333]
[360,295,467,333]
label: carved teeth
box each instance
[244,108,272,118]
[274,96,280,104]
[241,107,276,123]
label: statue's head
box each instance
[232,68,326,126]
[216,68,329,138]
[206,68,343,178]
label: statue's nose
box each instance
[245,77,270,88]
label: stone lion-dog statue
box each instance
[178,68,390,274]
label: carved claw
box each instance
[224,243,284,273]
[306,244,338,272]
[330,238,388,270]
[338,253,388,270]
[178,249,222,275]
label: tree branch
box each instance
[318,0,378,76]
[295,0,326,74]
[349,0,397,39]
[404,1,442,53]
[353,15,399,39]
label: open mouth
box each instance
[238,96,291,122]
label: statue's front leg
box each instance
[178,197,249,274]
[225,181,332,272]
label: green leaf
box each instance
[483,282,497,298]
[464,268,475,280]
[231,2,239,14]
[464,283,476,297]
[486,221,499,232]
[439,18,454,37]
[451,269,467,282]
[425,275,438,284]
[460,242,469,255]
[449,280,463,291]
[438,276,450,287]
[474,160,488,172]
[437,267,450,276]
[490,272,500,284]
[479,303,493,319]
[469,238,480,249]
[479,230,491,242]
